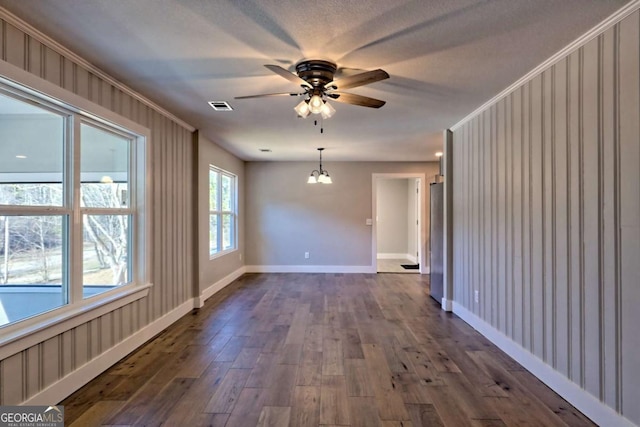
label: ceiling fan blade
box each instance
[264,64,312,88]
[328,92,386,108]
[326,69,389,90]
[235,92,304,99]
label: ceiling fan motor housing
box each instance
[295,60,337,88]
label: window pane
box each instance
[221,174,232,211]
[83,214,129,298]
[0,215,66,327]
[81,124,130,208]
[209,215,218,255]
[209,170,218,211]
[222,214,234,251]
[0,93,64,206]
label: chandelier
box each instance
[307,148,332,184]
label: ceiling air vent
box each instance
[208,101,233,111]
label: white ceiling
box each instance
[0,0,629,161]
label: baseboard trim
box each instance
[377,253,411,260]
[246,265,376,274]
[194,266,247,308]
[452,302,636,427]
[24,297,195,406]
[441,298,453,312]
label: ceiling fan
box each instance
[235,60,389,119]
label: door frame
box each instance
[372,173,427,274]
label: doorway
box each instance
[372,174,426,274]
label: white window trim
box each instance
[0,59,153,360]
[209,165,237,260]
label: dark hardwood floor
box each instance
[61,273,594,426]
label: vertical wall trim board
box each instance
[520,86,526,347]
[550,65,558,369]
[21,351,27,401]
[613,20,622,412]
[541,71,547,363]
[1,19,6,62]
[578,46,586,388]
[528,82,533,352]
[566,53,573,384]
[493,105,497,327]
[509,92,515,338]
[597,33,606,402]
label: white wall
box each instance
[245,161,438,270]
[197,133,245,298]
[376,178,409,256]
[451,7,640,426]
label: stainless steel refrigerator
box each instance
[429,182,444,304]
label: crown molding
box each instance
[450,0,640,131]
[0,6,196,132]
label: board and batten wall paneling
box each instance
[451,9,640,425]
[0,13,195,404]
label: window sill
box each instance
[0,283,152,360]
[209,247,238,261]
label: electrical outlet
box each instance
[474,290,479,303]
[239,253,242,261]
[304,252,310,259]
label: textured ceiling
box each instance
[0,0,629,161]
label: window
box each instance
[0,80,148,330]
[209,166,237,257]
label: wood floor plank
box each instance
[344,358,375,397]
[296,361,322,386]
[362,343,410,421]
[264,364,298,406]
[132,377,195,425]
[246,353,278,388]
[232,347,262,369]
[290,386,321,427]
[163,361,232,426]
[405,403,445,427]
[322,337,344,375]
[68,401,125,427]
[349,396,382,427]
[319,375,350,425]
[204,368,251,413]
[279,342,303,365]
[257,406,291,427]
[225,387,268,427]
[342,327,365,359]
[285,304,310,344]
[439,371,500,420]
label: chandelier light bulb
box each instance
[294,100,311,118]
[320,102,336,119]
[308,95,324,114]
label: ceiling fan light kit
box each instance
[235,59,389,122]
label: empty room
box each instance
[0,1,638,426]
